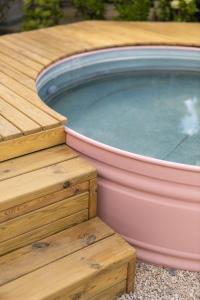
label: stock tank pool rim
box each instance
[37,46,200,271]
[37,46,200,171]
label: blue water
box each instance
[50,70,200,166]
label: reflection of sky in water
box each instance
[181,97,199,136]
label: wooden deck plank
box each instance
[0,84,64,129]
[75,21,174,45]
[0,52,38,79]
[3,34,62,61]
[0,42,43,71]
[0,115,22,140]
[0,72,66,124]
[0,61,36,90]
[133,22,200,45]
[22,30,69,52]
[0,234,134,300]
[16,32,67,56]
[0,38,50,65]
[0,145,77,182]
[0,156,96,210]
[0,218,114,286]
[0,98,41,135]
[0,126,65,162]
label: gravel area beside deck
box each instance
[119,261,200,300]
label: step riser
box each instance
[0,210,88,255]
[1,192,89,243]
[0,181,89,223]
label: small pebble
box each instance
[118,261,200,300]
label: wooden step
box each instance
[0,145,96,255]
[0,218,136,300]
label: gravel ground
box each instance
[118,261,200,300]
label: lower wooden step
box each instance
[0,145,97,256]
[0,217,136,300]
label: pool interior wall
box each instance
[38,47,200,166]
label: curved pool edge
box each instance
[66,127,200,271]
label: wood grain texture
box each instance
[127,257,136,293]
[0,126,66,162]
[89,178,97,219]
[0,210,88,255]
[0,218,114,286]
[0,156,96,210]
[0,181,88,223]
[0,144,77,181]
[0,97,41,135]
[0,84,63,129]
[0,192,89,242]
[91,281,126,300]
[0,234,134,300]
[0,115,21,140]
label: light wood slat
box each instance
[133,22,200,44]
[91,281,126,300]
[0,52,38,79]
[3,34,61,61]
[0,234,134,300]
[0,61,36,90]
[89,178,97,219]
[0,115,21,140]
[0,98,41,135]
[0,192,89,242]
[0,39,50,65]
[0,145,77,181]
[0,84,64,129]
[0,42,43,71]
[47,26,95,49]
[22,30,68,52]
[16,32,67,56]
[78,21,171,41]
[0,156,96,210]
[0,72,66,124]
[25,29,92,55]
[0,218,114,286]
[40,28,93,50]
[127,258,136,293]
[0,126,65,162]
[0,210,88,255]
[50,26,106,48]
[0,182,88,223]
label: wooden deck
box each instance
[0,21,199,299]
[0,21,200,161]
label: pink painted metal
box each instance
[66,128,200,271]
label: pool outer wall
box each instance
[66,127,200,272]
[37,46,200,271]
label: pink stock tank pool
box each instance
[37,47,200,271]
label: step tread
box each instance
[0,144,78,182]
[0,218,136,300]
[0,146,96,211]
